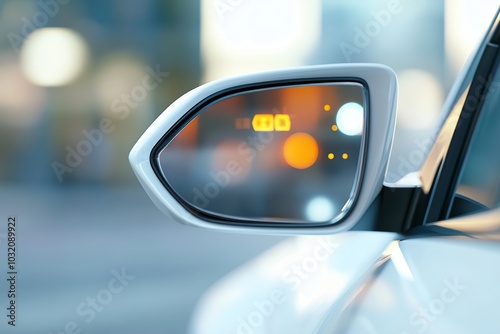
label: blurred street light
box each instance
[20,28,89,87]
[201,0,321,81]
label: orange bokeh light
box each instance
[283,132,319,169]
[280,86,327,131]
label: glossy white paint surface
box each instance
[335,208,500,334]
[190,209,500,333]
[189,232,398,333]
[130,64,398,234]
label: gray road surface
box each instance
[0,184,285,334]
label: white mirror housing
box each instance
[130,64,397,235]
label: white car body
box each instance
[191,208,500,333]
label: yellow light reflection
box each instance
[331,125,338,132]
[283,133,318,169]
[342,153,349,160]
[251,114,291,132]
[328,153,334,160]
[324,104,331,112]
[252,114,274,132]
[235,117,251,129]
[275,114,291,131]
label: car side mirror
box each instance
[130,64,397,234]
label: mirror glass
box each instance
[157,83,366,224]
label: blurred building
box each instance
[0,0,498,186]
[0,0,201,185]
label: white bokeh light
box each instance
[445,0,499,75]
[0,55,46,127]
[397,69,444,130]
[336,102,364,136]
[305,196,336,222]
[201,0,321,81]
[20,28,88,87]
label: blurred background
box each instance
[0,0,498,333]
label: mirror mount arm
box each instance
[374,185,422,233]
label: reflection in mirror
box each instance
[157,83,366,225]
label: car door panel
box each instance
[331,208,500,334]
[189,232,397,334]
